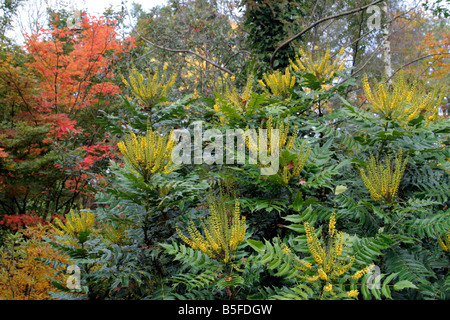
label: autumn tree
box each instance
[0,13,133,217]
[389,6,449,114]
[130,0,247,98]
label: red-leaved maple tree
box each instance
[0,13,134,217]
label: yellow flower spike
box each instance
[117,127,179,181]
[281,242,292,255]
[259,67,295,100]
[297,214,371,293]
[304,222,325,265]
[438,233,450,251]
[177,190,246,265]
[122,66,176,108]
[213,74,256,125]
[353,264,374,280]
[323,283,333,292]
[347,290,359,298]
[247,117,310,185]
[290,44,345,80]
[362,73,444,125]
[318,268,328,280]
[328,212,337,237]
[52,209,96,244]
[334,232,344,257]
[359,149,408,203]
[306,274,320,282]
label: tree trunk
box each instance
[382,1,393,87]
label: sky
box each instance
[74,0,168,15]
[6,0,169,44]
[6,0,447,45]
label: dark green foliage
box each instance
[241,0,304,75]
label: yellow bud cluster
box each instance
[300,213,370,296]
[362,74,444,125]
[246,116,310,184]
[438,233,450,252]
[177,191,246,264]
[53,209,96,243]
[213,74,255,125]
[352,264,374,280]
[117,128,179,181]
[122,66,176,108]
[281,242,292,255]
[258,67,295,100]
[359,149,408,203]
[347,290,359,298]
[290,45,346,80]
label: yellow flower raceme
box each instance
[117,128,179,181]
[290,45,345,80]
[301,213,365,295]
[347,290,359,298]
[52,209,96,244]
[328,212,337,237]
[258,67,295,100]
[122,66,176,107]
[323,283,333,292]
[362,74,444,125]
[246,116,311,184]
[280,213,370,298]
[281,242,291,255]
[213,73,255,125]
[438,233,450,252]
[352,264,375,280]
[359,149,408,203]
[177,191,246,264]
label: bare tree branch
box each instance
[338,42,383,88]
[388,53,450,81]
[270,0,385,67]
[130,22,236,77]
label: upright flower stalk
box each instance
[117,128,179,182]
[117,127,179,247]
[362,74,444,125]
[290,45,345,79]
[359,148,408,203]
[122,66,176,108]
[258,67,296,100]
[177,190,246,265]
[281,212,372,298]
[52,209,96,245]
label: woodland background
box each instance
[0,0,448,300]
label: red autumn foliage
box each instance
[0,14,134,216]
[24,13,133,114]
[0,212,65,231]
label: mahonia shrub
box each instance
[176,189,246,265]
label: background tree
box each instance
[0,13,133,217]
[129,0,248,98]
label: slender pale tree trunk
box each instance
[382,1,393,86]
